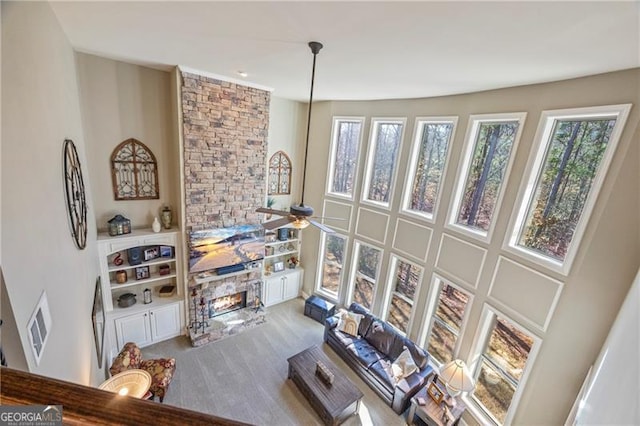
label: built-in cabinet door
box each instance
[150,303,180,341]
[263,276,283,306]
[283,270,302,300]
[115,312,152,349]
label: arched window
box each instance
[268,150,292,195]
[111,138,159,200]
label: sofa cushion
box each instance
[331,328,360,347]
[346,339,387,368]
[365,321,404,358]
[368,359,396,389]
[391,347,418,380]
[402,338,429,369]
[338,311,363,337]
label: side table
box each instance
[407,384,466,426]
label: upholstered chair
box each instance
[109,342,176,402]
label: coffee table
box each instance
[287,345,363,426]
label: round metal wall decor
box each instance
[63,139,87,249]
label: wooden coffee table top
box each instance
[287,345,363,416]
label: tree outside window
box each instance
[317,233,347,298]
[404,119,455,220]
[328,118,363,198]
[424,278,470,365]
[385,256,422,335]
[363,119,405,208]
[472,311,536,425]
[507,104,630,274]
[349,242,382,310]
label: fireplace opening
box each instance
[209,291,247,318]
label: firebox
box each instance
[209,291,247,318]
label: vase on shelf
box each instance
[161,206,172,229]
[152,217,161,233]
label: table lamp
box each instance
[439,359,475,406]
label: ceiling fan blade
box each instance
[262,216,294,230]
[256,207,289,216]
[310,216,347,221]
[309,220,335,234]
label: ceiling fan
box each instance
[257,41,335,234]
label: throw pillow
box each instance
[391,347,418,381]
[338,311,363,337]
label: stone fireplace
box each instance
[180,70,270,347]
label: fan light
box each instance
[291,218,310,229]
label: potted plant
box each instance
[265,197,276,219]
[287,256,299,269]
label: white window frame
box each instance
[418,274,473,368]
[325,116,365,201]
[446,112,526,243]
[346,240,383,310]
[361,117,407,210]
[381,254,424,336]
[504,104,632,275]
[315,232,349,303]
[464,304,542,426]
[400,116,458,223]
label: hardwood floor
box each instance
[142,298,407,425]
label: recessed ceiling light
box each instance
[238,71,248,78]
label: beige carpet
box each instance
[142,298,407,425]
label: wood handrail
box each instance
[0,367,249,425]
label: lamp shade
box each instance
[440,359,475,393]
[98,369,151,398]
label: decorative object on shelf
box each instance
[289,229,296,239]
[135,266,150,280]
[315,361,334,385]
[160,245,173,258]
[91,277,106,369]
[159,264,171,276]
[115,270,128,284]
[266,246,274,256]
[287,256,299,269]
[439,359,476,407]
[144,246,159,261]
[108,214,132,236]
[161,205,172,229]
[152,217,161,233]
[117,293,137,308]
[158,285,176,298]
[255,42,335,235]
[113,252,124,266]
[143,288,152,304]
[264,197,276,219]
[268,150,292,195]
[273,261,285,273]
[111,138,159,200]
[127,246,142,266]
[264,265,272,275]
[286,243,295,251]
[278,228,289,241]
[63,139,88,249]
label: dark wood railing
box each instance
[0,367,249,425]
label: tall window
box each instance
[362,118,405,208]
[327,117,363,199]
[508,104,631,274]
[348,241,382,310]
[268,151,291,195]
[422,276,471,365]
[385,256,423,335]
[471,307,539,425]
[402,118,456,221]
[449,113,525,241]
[316,233,348,300]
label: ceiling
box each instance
[50,1,640,102]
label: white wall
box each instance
[76,53,177,231]
[266,96,306,211]
[1,1,101,384]
[301,69,640,424]
[574,268,640,425]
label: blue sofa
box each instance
[324,302,434,414]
